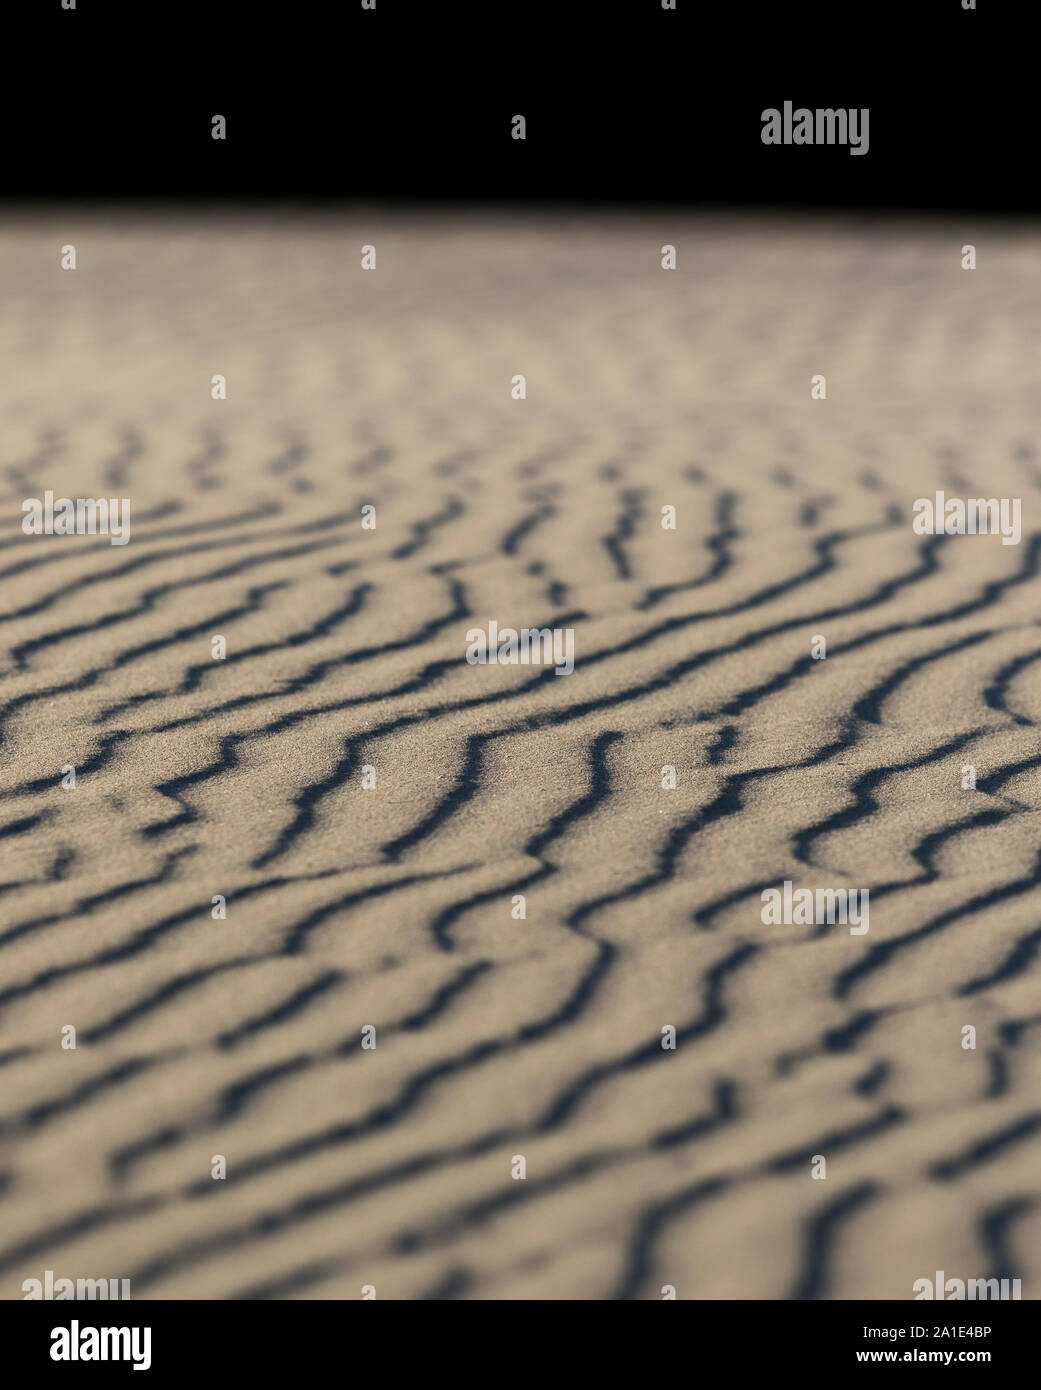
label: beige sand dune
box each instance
[1,208,1039,1299]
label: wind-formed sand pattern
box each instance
[1,209,1040,1299]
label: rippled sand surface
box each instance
[1,208,1040,1299]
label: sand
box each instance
[1,207,1039,1299]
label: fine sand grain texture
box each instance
[1,208,1040,1299]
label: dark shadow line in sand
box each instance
[788,1181,881,1300]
